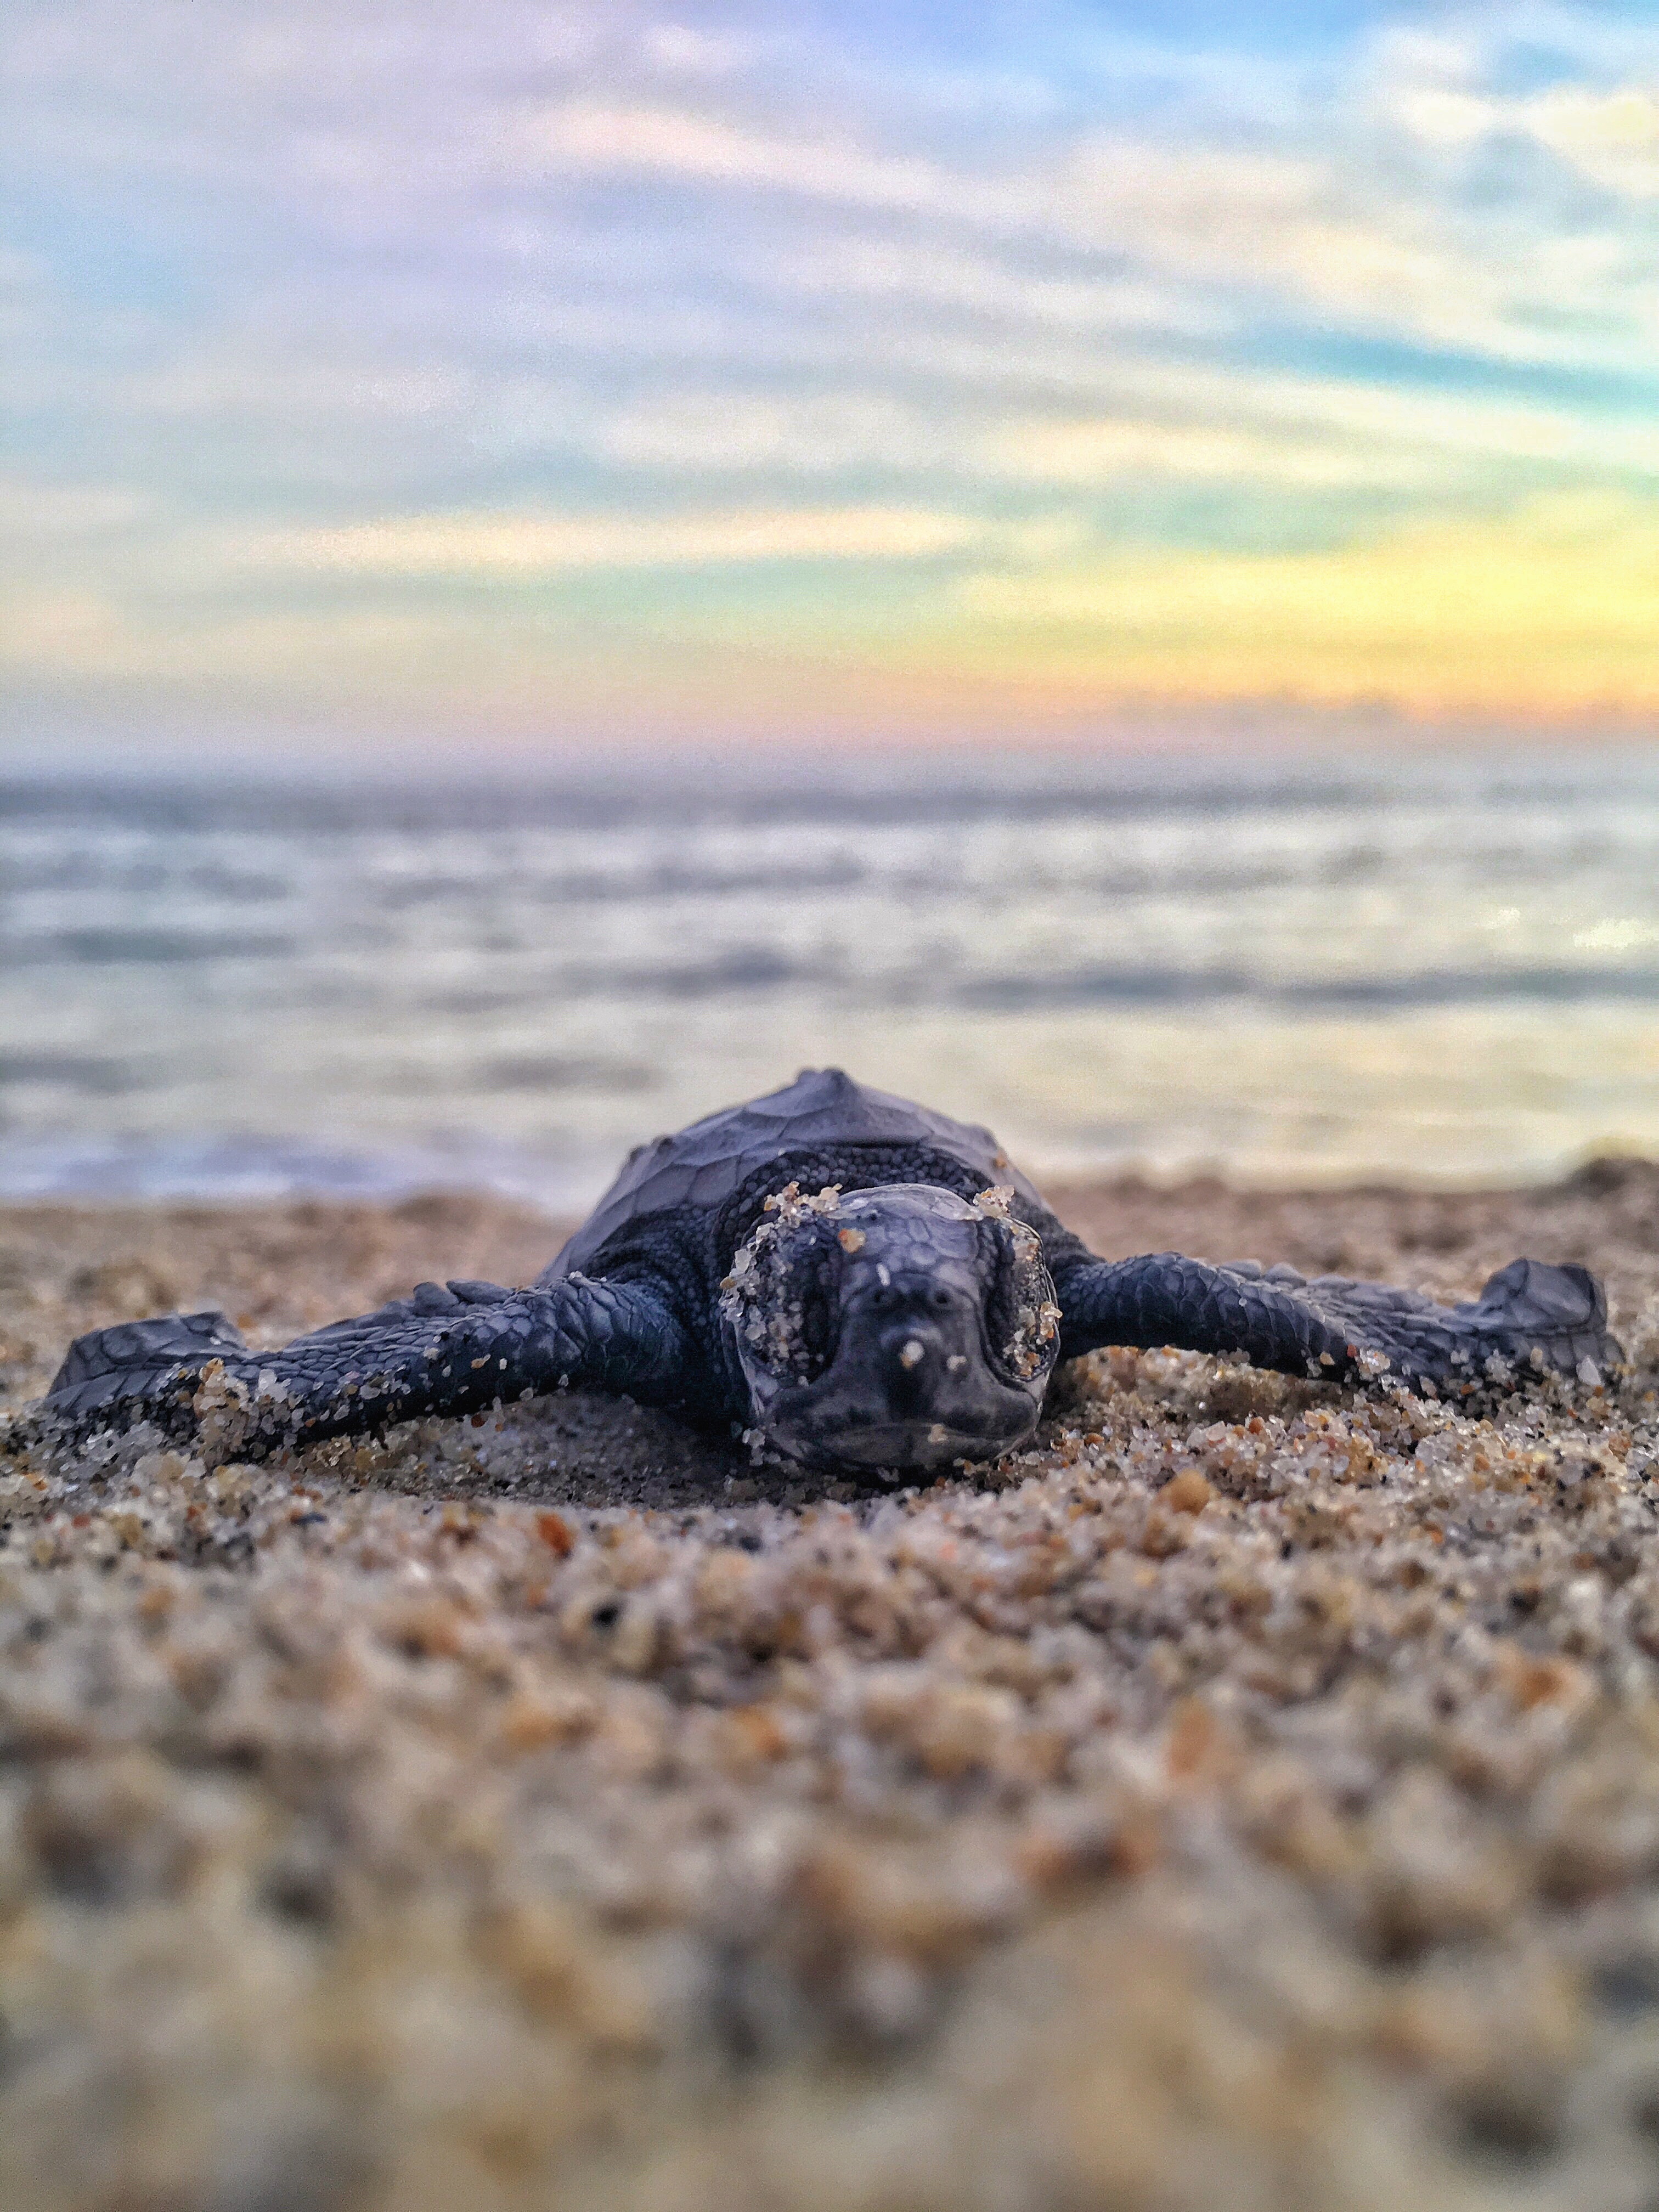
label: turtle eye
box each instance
[720,1214,840,1383]
[982,1217,1061,1383]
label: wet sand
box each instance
[4,1167,1659,2212]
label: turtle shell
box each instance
[541,1067,1045,1282]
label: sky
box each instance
[3,1,1658,758]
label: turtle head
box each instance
[720,1182,1059,1476]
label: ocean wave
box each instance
[961,964,1659,1011]
[4,743,1657,1190]
[4,928,295,967]
[0,1133,599,1212]
[0,1052,136,1096]
[12,749,1656,842]
[470,1055,659,1096]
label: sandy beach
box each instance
[5,1166,1659,2211]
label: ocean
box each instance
[3,743,1656,1209]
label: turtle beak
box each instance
[723,1181,1056,1479]
[757,1273,1043,1473]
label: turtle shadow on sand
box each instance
[294,1355,1335,1522]
[305,1390,810,1517]
[295,1383,1053,1520]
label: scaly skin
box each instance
[44,1277,689,1453]
[1052,1250,1615,1390]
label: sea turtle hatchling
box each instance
[43,1069,1621,1476]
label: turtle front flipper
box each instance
[1055,1252,1621,1394]
[42,1275,688,1458]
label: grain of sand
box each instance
[4,1168,1659,2212]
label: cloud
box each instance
[244,504,996,575]
[523,98,1010,224]
[6,0,1659,742]
[522,99,1453,341]
[952,492,1659,715]
[0,477,149,538]
[587,364,1659,498]
[596,391,941,474]
[980,416,1436,491]
[1526,86,1659,199]
[764,231,1212,341]
[497,58,1659,377]
[637,21,766,81]
[0,586,138,670]
[1383,26,1659,199]
[9,492,1657,737]
[982,380,1659,489]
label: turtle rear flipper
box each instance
[46,1311,252,1424]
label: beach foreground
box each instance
[4,1170,1659,2212]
